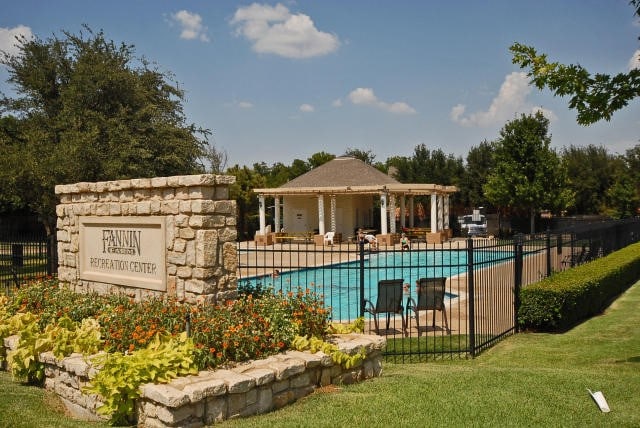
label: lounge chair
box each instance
[406,277,450,335]
[364,279,406,335]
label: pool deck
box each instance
[236,238,573,338]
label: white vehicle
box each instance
[458,210,487,237]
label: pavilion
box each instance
[252,157,458,245]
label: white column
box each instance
[437,194,444,231]
[444,194,450,230]
[380,193,388,235]
[317,194,325,236]
[274,196,281,232]
[389,194,396,234]
[400,196,406,229]
[409,196,415,228]
[258,194,266,234]
[430,194,437,232]
[330,195,337,232]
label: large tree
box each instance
[561,145,616,215]
[459,140,495,209]
[484,112,572,233]
[510,2,640,125]
[0,27,208,233]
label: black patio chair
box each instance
[364,279,407,336]
[406,277,450,335]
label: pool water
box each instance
[239,249,511,322]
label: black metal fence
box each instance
[0,231,56,295]
[238,218,640,361]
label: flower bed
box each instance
[3,333,385,426]
[1,279,386,425]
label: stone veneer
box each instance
[54,174,237,304]
[3,333,386,427]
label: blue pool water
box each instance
[239,249,511,322]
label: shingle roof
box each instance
[279,157,399,189]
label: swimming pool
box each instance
[238,248,512,322]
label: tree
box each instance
[343,148,376,165]
[510,2,640,125]
[227,164,266,241]
[0,27,208,233]
[561,145,616,215]
[484,112,572,233]
[307,151,335,169]
[202,140,228,174]
[460,140,495,208]
[387,144,463,186]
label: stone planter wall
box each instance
[54,174,237,304]
[3,334,386,427]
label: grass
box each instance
[1,281,639,427]
[0,371,107,428]
[220,279,640,428]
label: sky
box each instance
[1,0,639,168]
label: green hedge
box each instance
[518,241,640,331]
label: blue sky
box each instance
[1,1,639,167]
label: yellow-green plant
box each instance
[85,332,198,425]
[327,317,365,334]
[292,335,366,369]
[6,313,47,383]
[0,310,38,366]
[5,313,103,383]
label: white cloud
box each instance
[230,3,339,59]
[332,98,343,107]
[451,72,536,126]
[0,25,33,56]
[237,101,254,109]
[628,49,640,70]
[347,87,416,114]
[299,103,315,112]
[170,10,210,42]
[531,106,557,121]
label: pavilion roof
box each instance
[253,156,457,195]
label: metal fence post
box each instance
[47,234,57,276]
[359,239,366,318]
[514,234,523,333]
[545,228,552,278]
[467,237,475,357]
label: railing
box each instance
[238,218,640,361]
[0,232,56,295]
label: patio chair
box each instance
[364,279,407,336]
[324,231,335,245]
[406,277,450,335]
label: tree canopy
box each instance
[510,2,640,125]
[0,26,208,232]
[483,112,572,233]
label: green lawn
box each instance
[1,280,639,427]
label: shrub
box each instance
[518,242,640,331]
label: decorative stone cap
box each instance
[54,174,235,195]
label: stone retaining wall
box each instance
[54,174,237,304]
[3,334,385,427]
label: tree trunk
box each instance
[530,207,536,235]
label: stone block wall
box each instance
[54,174,237,304]
[3,333,386,427]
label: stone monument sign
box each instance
[55,174,237,304]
